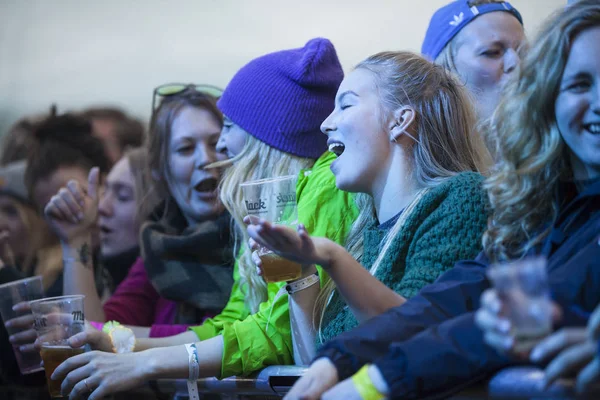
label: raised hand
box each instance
[244,216,332,268]
[44,167,100,243]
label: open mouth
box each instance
[328,140,346,157]
[584,123,600,135]
[194,177,219,193]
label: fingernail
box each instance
[11,305,17,312]
[5,320,12,327]
[8,335,15,343]
[499,320,511,333]
[19,345,27,352]
[78,213,84,220]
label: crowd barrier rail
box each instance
[148,365,600,399]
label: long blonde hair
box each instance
[315,51,491,338]
[483,0,600,263]
[216,135,315,312]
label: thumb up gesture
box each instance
[44,167,101,243]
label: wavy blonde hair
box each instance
[483,0,600,262]
[215,135,315,312]
[315,51,491,338]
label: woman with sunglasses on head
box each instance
[48,38,358,400]
[283,1,600,398]
[45,88,234,339]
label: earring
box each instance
[390,123,400,143]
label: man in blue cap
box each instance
[422,0,525,122]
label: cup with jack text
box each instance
[241,175,302,283]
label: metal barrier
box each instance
[150,365,600,399]
[486,366,600,399]
[153,365,307,398]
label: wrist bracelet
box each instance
[185,343,200,400]
[286,272,319,295]
[352,364,386,400]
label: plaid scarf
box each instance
[141,201,234,315]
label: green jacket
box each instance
[319,172,489,344]
[189,152,357,378]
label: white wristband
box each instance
[185,343,200,400]
[286,272,319,295]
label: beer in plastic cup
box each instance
[241,175,302,283]
[487,257,552,352]
[0,276,44,374]
[30,295,86,398]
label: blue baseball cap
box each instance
[421,1,523,61]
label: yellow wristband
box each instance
[351,364,386,400]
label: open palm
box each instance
[244,216,330,267]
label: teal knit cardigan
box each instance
[319,172,489,344]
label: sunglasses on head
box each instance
[151,83,224,113]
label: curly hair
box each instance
[483,0,600,262]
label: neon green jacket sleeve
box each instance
[189,261,248,340]
[189,152,358,378]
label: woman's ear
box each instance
[389,106,416,142]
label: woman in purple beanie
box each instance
[422,0,526,124]
[47,38,358,399]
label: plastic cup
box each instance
[0,276,44,374]
[241,175,302,283]
[30,295,86,398]
[487,257,552,352]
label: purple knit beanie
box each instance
[217,38,343,159]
